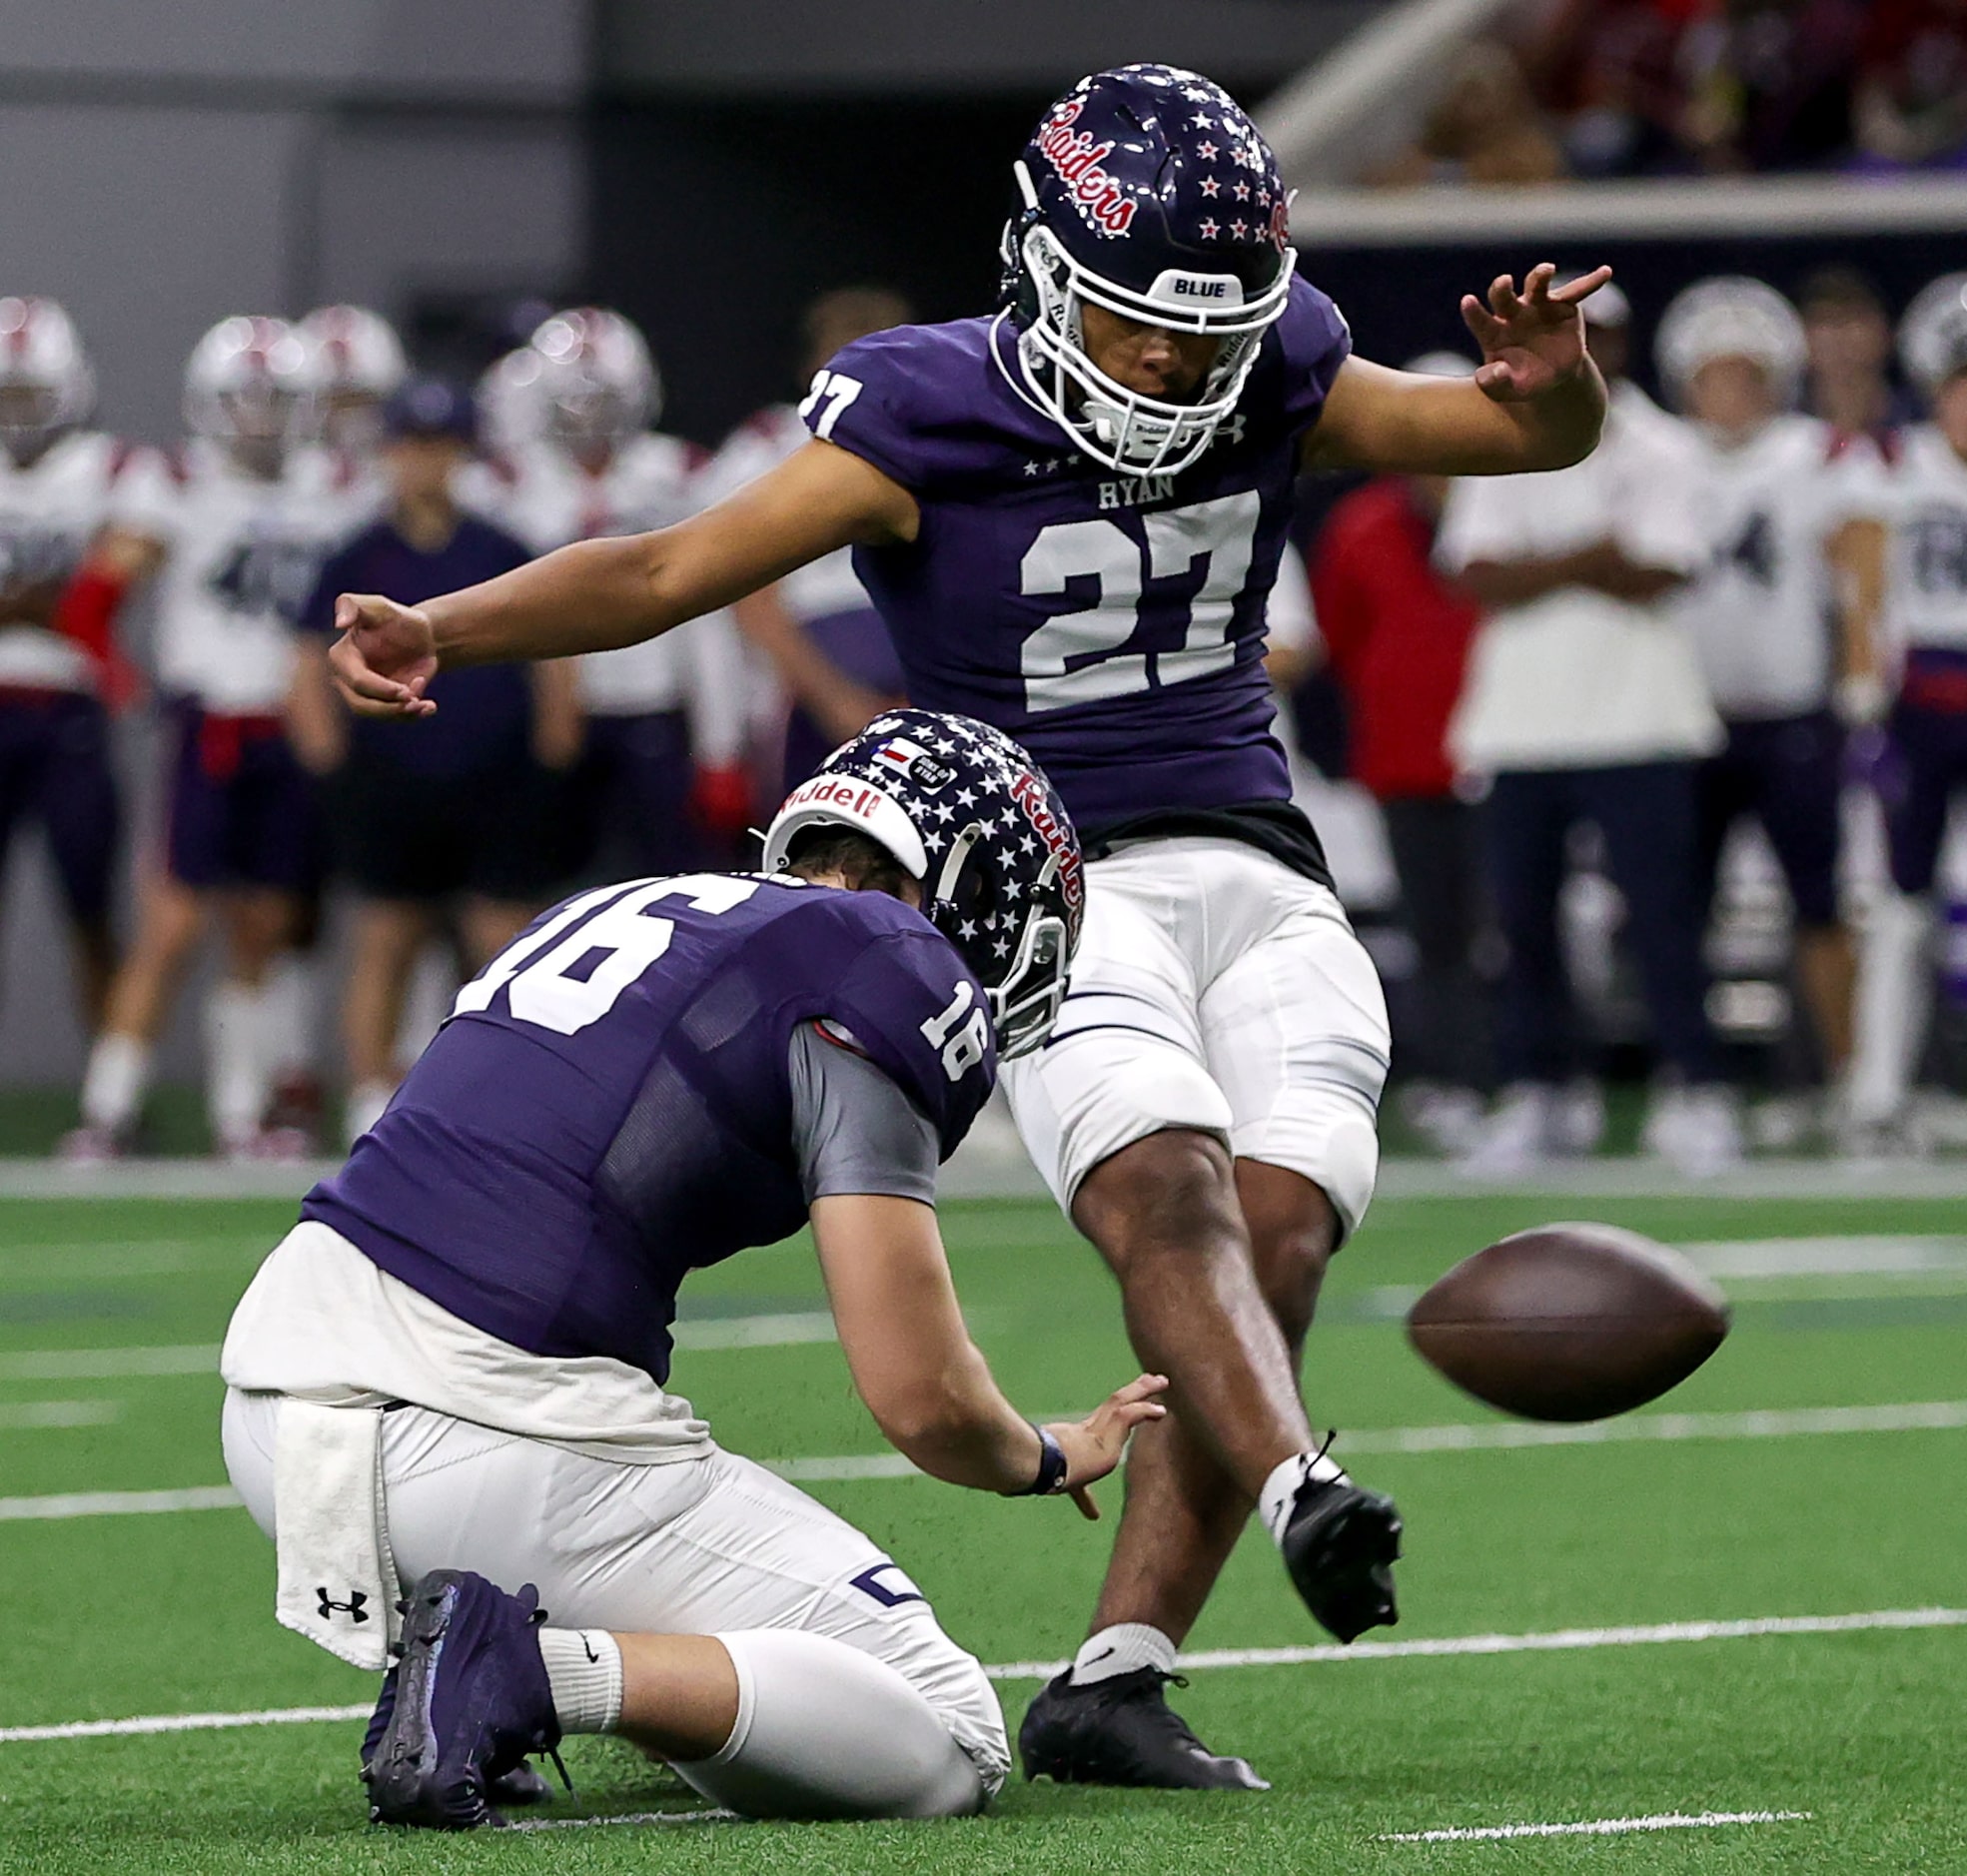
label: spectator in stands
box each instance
[1853,0,1967,169]
[1677,0,1865,173]
[1373,41,1569,187]
[288,378,579,1147]
[1798,268,1922,435]
[1310,352,1490,1155]
[717,287,915,795]
[1521,0,1706,178]
[1436,283,1740,1177]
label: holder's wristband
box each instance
[1016,1423,1070,1496]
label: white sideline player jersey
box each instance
[1439,381,1722,772]
[494,434,744,759]
[1847,425,1967,657]
[1674,416,1875,719]
[704,404,871,623]
[138,440,367,715]
[0,431,168,692]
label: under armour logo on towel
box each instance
[316,1587,370,1623]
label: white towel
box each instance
[273,1399,401,1671]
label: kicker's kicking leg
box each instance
[1080,1149,1339,1647]
[1018,1135,1399,1790]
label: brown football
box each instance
[1406,1223,1731,1421]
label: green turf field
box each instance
[0,1187,1961,1872]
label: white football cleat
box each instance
[1641,1083,1744,1180]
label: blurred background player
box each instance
[1846,274,1967,1152]
[297,305,408,469]
[0,296,165,1035]
[1310,351,1490,1155]
[1441,283,1739,1177]
[254,305,412,1136]
[289,377,571,1147]
[66,317,357,1160]
[1658,277,1872,1124]
[1799,267,1919,440]
[714,287,914,795]
[500,308,749,877]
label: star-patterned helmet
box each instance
[760,709,1084,1060]
[999,63,1296,476]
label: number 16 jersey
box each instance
[806,279,1350,849]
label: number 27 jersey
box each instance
[806,278,1351,838]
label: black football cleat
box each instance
[1281,1474,1403,1643]
[363,1662,555,1809]
[363,1569,565,1829]
[1019,1667,1270,1790]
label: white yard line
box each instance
[4,1400,1961,1517]
[4,1607,1958,1742]
[0,1346,219,1381]
[1378,1159,1967,1200]
[776,1401,1967,1480]
[982,1605,1967,1681]
[510,1808,738,1831]
[15,1152,1967,1202]
[0,1485,241,1521]
[671,1313,837,1352]
[0,1701,371,1741]
[1679,1235,1967,1278]
[0,1401,119,1430]
[1381,1809,1811,1843]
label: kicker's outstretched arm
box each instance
[330,440,917,717]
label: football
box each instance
[1406,1224,1731,1421]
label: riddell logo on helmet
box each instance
[1010,771,1083,912]
[783,775,889,826]
[1035,99,1138,238]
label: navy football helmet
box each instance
[761,709,1084,1059]
[999,64,1297,476]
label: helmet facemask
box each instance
[926,822,1074,1061]
[1008,168,1295,477]
[760,710,1085,1063]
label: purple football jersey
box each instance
[802,276,1350,838]
[304,875,992,1385]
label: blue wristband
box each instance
[1018,1423,1070,1496]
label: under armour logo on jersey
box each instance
[316,1587,370,1623]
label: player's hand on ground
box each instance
[1463,262,1612,402]
[330,592,440,718]
[1046,1374,1169,1520]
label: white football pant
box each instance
[222,1391,1006,1818]
[1002,837,1390,1234]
